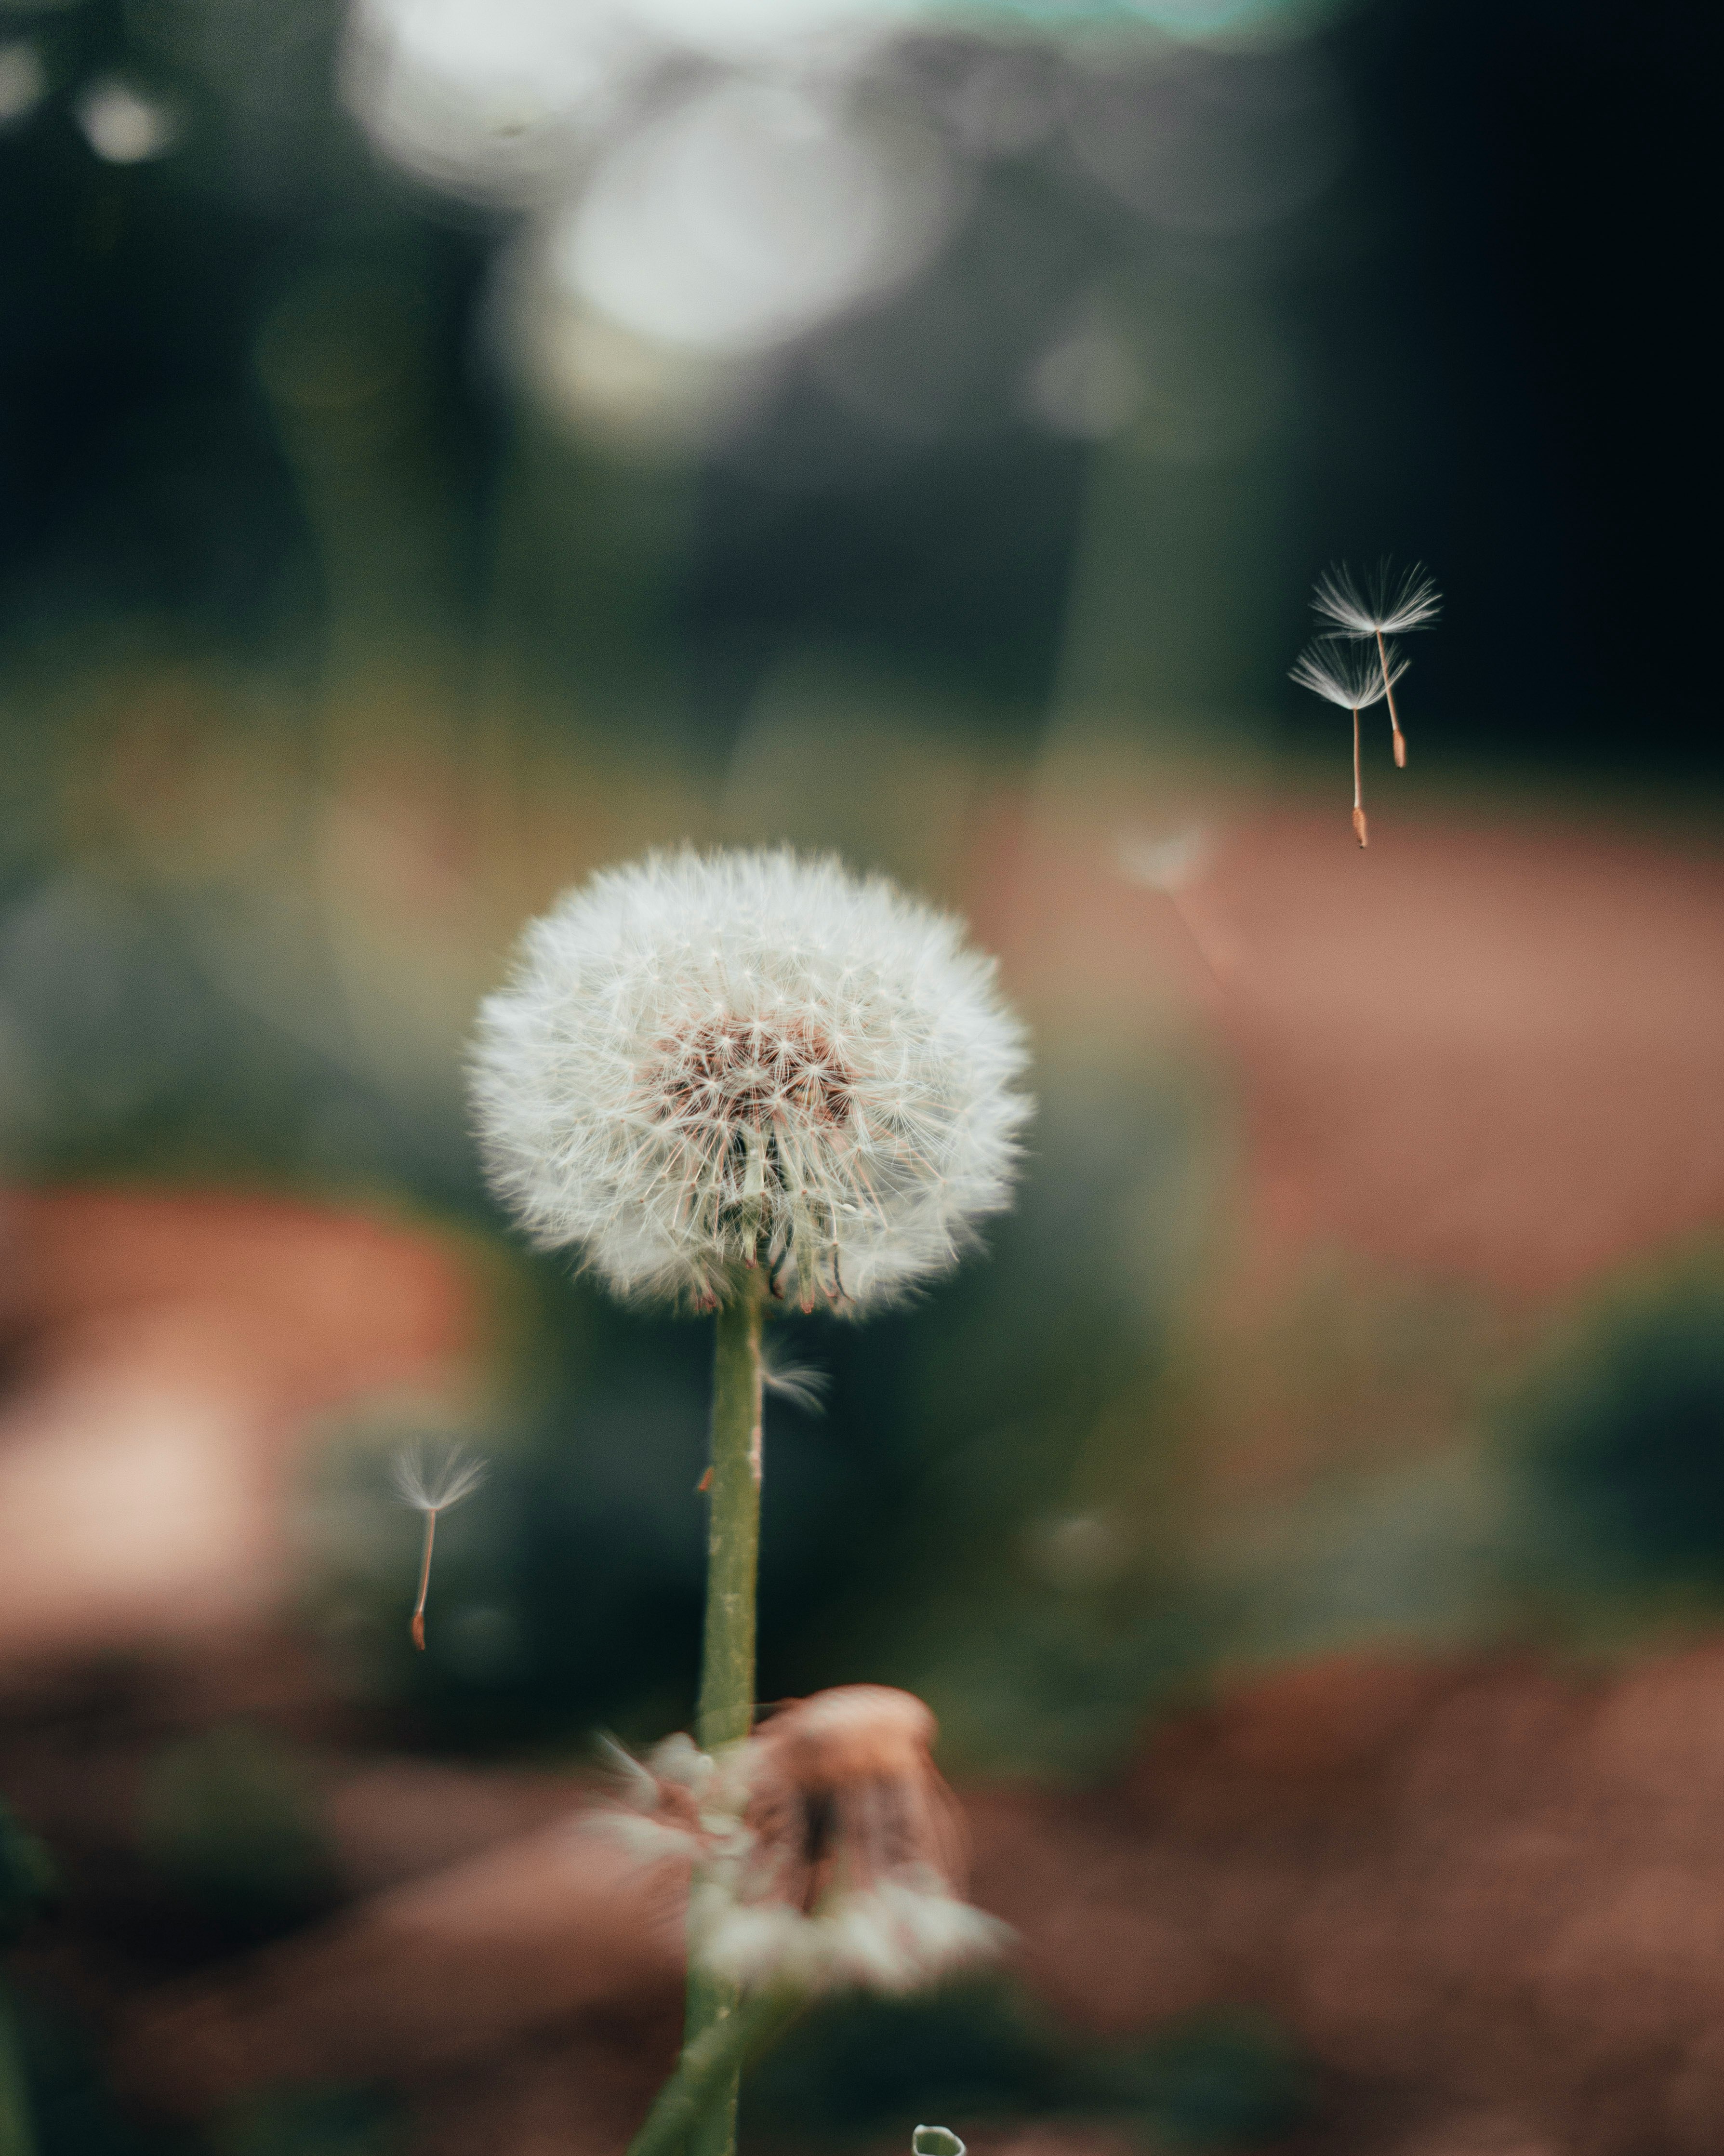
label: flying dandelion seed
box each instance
[392,1442,487,1651]
[1310,560,1441,769]
[1289,641,1407,848]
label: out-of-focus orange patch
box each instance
[0,1188,478,1670]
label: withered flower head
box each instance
[692,1684,1006,1995]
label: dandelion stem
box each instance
[1375,627,1407,768]
[685,1267,769,2156]
[698,1271,768,1748]
[628,1986,802,2156]
[411,1509,438,1652]
[1352,706,1368,849]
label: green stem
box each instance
[0,1982,36,2156]
[629,1988,802,2156]
[696,1274,767,1754]
[685,1271,768,2156]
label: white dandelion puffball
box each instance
[469,848,1031,1312]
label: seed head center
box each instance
[653,1016,854,1139]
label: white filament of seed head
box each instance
[468,848,1032,1312]
[689,1874,1008,1996]
[1289,640,1406,710]
[760,1336,829,1414]
[1311,560,1443,639]
[391,1440,488,1513]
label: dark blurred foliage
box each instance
[19,1991,394,2156]
[748,1982,1313,2151]
[139,1726,343,1945]
[1512,1259,1724,1604]
[12,1995,179,2156]
[0,1801,54,1946]
[1,0,1715,771]
[208,2088,398,2156]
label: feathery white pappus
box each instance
[468,848,1032,1313]
[391,1440,487,1514]
[1311,560,1442,639]
[1289,640,1406,711]
[760,1335,830,1413]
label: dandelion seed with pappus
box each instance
[1290,641,1407,849]
[1311,560,1442,769]
[391,1442,486,1652]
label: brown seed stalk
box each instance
[1376,627,1407,768]
[1352,706,1368,849]
[411,1507,438,1651]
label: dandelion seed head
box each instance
[469,848,1032,1313]
[1289,641,1407,711]
[391,1440,488,1514]
[1312,560,1442,639]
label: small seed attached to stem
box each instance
[392,1441,487,1654]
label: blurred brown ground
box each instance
[4,789,1724,2154]
[979,792,1724,1297]
[970,1644,1724,2156]
[35,1646,1724,2156]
